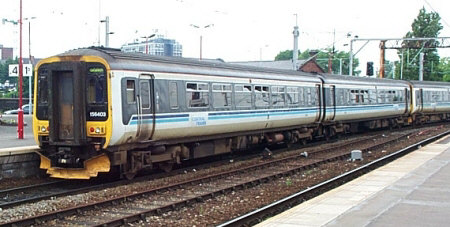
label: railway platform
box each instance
[0,146,40,179]
[256,135,450,227]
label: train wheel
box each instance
[158,162,174,172]
[125,172,137,180]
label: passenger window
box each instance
[369,90,376,104]
[235,84,252,107]
[255,85,269,107]
[350,90,358,104]
[361,90,368,104]
[169,82,178,109]
[212,83,232,108]
[126,80,136,103]
[140,81,150,109]
[337,89,345,106]
[186,82,209,108]
[306,88,312,106]
[287,87,299,106]
[298,87,305,106]
[272,86,286,107]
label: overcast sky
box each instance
[1,0,450,74]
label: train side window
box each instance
[271,86,285,107]
[368,90,376,104]
[212,83,232,108]
[432,91,440,102]
[298,87,305,106]
[350,90,359,104]
[38,75,48,104]
[235,84,252,107]
[388,90,395,103]
[306,87,313,106]
[255,85,269,107]
[169,82,178,109]
[186,82,209,108]
[140,81,151,109]
[395,90,405,103]
[337,89,344,106]
[287,87,299,106]
[377,90,385,104]
[126,80,136,103]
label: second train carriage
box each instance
[409,80,450,123]
[320,74,411,133]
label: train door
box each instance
[416,88,424,112]
[56,71,75,141]
[316,84,323,122]
[329,86,336,120]
[48,62,86,145]
[404,88,409,114]
[136,74,155,141]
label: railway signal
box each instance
[366,62,374,76]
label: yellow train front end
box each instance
[33,54,113,179]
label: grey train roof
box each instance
[57,47,450,88]
[408,80,450,88]
[320,73,411,87]
[58,47,320,83]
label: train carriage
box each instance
[409,80,450,122]
[34,47,324,179]
[320,74,411,132]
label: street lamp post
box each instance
[100,16,114,47]
[190,24,213,60]
[399,51,404,80]
[24,16,36,116]
[141,34,155,54]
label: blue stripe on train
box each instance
[128,103,410,125]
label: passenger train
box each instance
[32,47,450,179]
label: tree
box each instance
[438,57,450,82]
[0,58,33,99]
[274,49,360,75]
[398,8,443,81]
[0,58,18,84]
[274,50,298,61]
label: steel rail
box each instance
[0,128,439,226]
[217,129,450,227]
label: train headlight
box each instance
[41,126,46,132]
[87,125,105,136]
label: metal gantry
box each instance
[349,37,450,78]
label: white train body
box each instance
[33,48,450,179]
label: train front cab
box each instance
[33,56,113,179]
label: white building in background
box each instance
[121,35,182,57]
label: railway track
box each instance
[0,180,65,209]
[218,129,450,226]
[1,126,438,227]
[0,130,378,210]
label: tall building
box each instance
[121,35,182,57]
[0,44,14,60]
